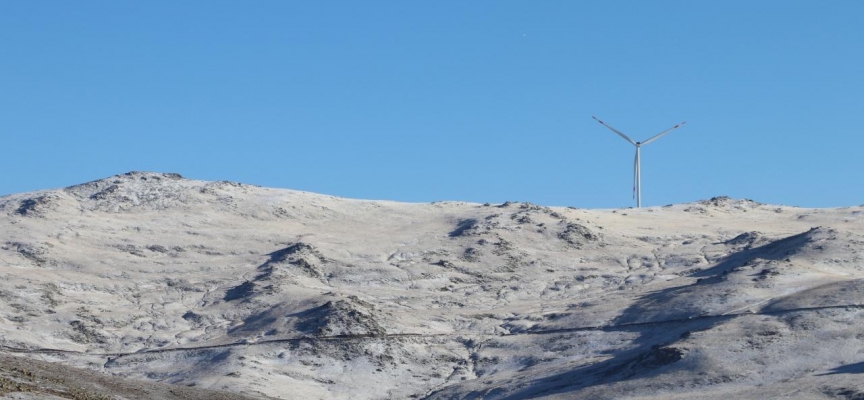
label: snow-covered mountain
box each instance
[2,171,864,399]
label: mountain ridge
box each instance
[2,172,863,399]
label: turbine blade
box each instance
[641,121,687,146]
[633,149,638,199]
[592,116,637,146]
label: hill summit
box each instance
[2,172,864,399]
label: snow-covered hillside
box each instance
[2,172,864,399]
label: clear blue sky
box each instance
[2,1,863,208]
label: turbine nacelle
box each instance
[592,116,686,208]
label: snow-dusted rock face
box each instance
[2,172,864,399]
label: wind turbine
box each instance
[592,116,686,208]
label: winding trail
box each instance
[3,302,861,360]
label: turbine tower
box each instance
[592,116,686,208]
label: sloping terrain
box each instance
[0,352,260,400]
[2,172,864,399]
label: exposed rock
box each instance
[558,222,600,245]
[449,219,479,237]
